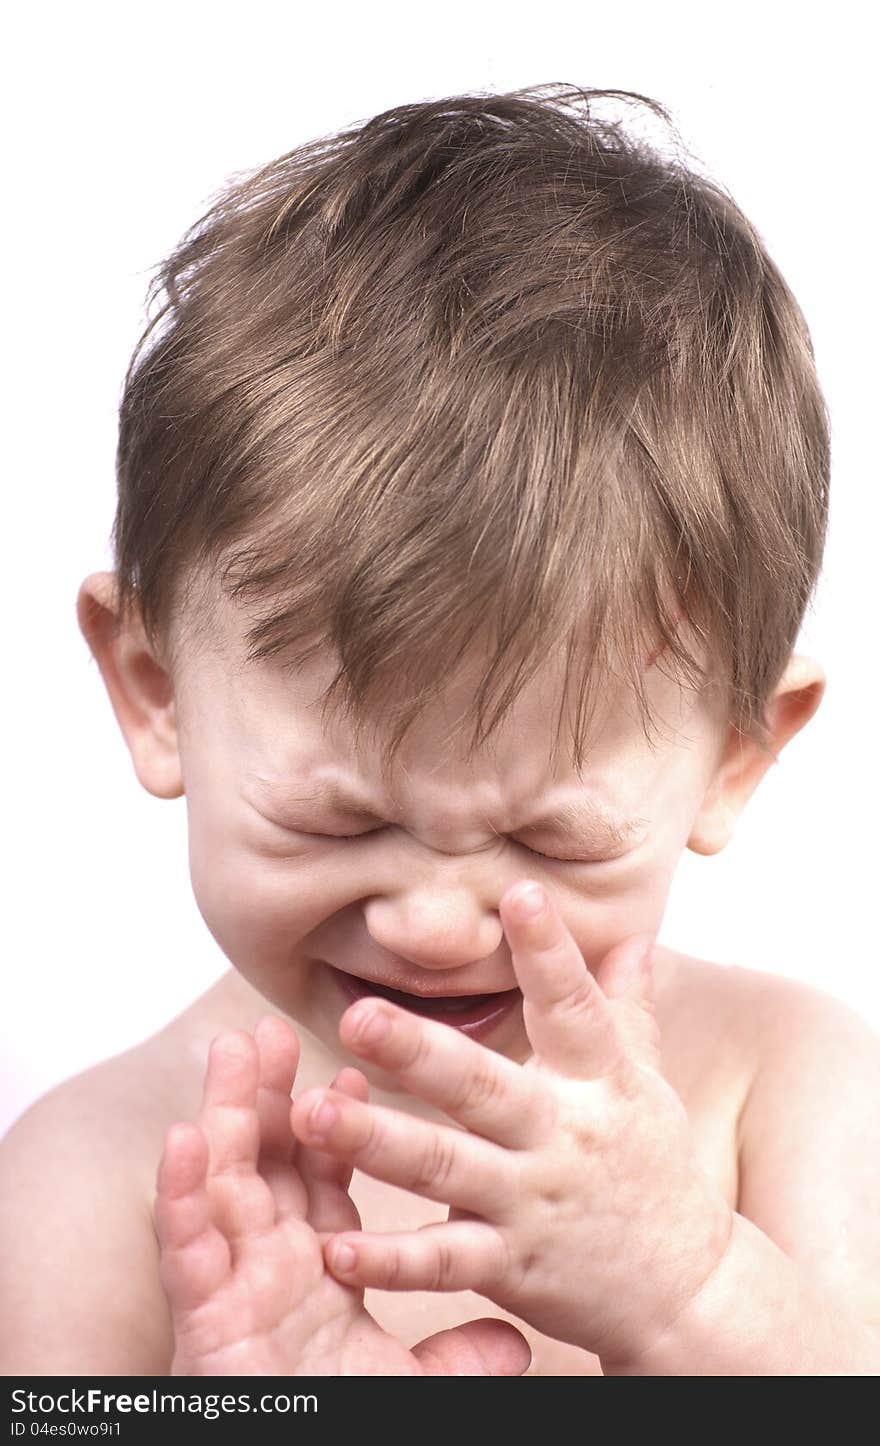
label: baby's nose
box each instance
[362,889,504,974]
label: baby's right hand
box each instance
[153,1015,530,1376]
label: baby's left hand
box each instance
[290,884,735,1368]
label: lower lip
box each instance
[325,964,522,1040]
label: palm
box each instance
[154,1017,528,1377]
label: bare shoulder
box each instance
[711,960,880,1327]
[704,956,880,1118]
[723,954,880,1142]
[655,944,878,1092]
[3,972,246,1178]
[0,975,242,1375]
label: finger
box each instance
[198,1030,277,1243]
[252,1016,307,1221]
[322,1219,508,1296]
[500,883,622,1078]
[413,1318,532,1376]
[594,933,657,1004]
[593,934,664,1069]
[296,1067,370,1234]
[290,1087,512,1216]
[154,1122,232,1312]
[199,1030,262,1173]
[253,1015,300,1160]
[337,997,547,1149]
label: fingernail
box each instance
[349,1004,392,1047]
[308,1096,338,1133]
[514,883,546,919]
[332,1241,358,1273]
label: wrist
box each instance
[600,1189,737,1374]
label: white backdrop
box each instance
[3,0,876,1138]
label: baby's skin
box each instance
[155,882,732,1374]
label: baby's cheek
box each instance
[574,859,672,953]
[188,832,351,991]
[188,831,298,963]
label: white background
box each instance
[3,1,877,1138]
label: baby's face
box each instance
[170,589,729,1083]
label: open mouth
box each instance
[324,964,522,1039]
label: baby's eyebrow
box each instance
[524,799,648,851]
[250,777,647,851]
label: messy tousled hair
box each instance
[111,82,830,775]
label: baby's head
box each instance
[78,85,828,1069]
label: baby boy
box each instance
[2,83,879,1376]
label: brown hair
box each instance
[111,82,830,775]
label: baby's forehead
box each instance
[229,663,718,827]
[171,568,723,771]
[180,569,693,685]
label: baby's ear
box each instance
[76,571,184,800]
[687,653,826,856]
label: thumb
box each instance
[595,931,657,1005]
[594,932,663,1069]
[411,1318,532,1376]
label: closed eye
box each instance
[297,826,608,866]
